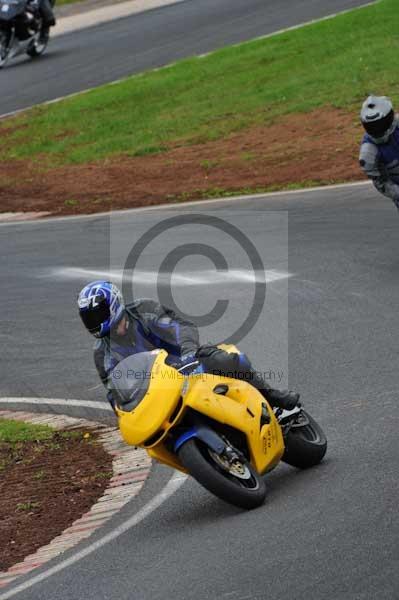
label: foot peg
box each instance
[275,405,302,424]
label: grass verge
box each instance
[56,0,124,8]
[0,419,54,443]
[0,0,397,167]
[0,418,78,473]
[0,418,83,443]
[56,0,83,6]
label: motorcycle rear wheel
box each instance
[178,438,266,510]
[282,410,327,469]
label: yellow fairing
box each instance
[147,445,189,474]
[116,351,184,447]
[116,348,285,477]
[183,374,284,475]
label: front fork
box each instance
[173,425,247,471]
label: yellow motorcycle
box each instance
[112,346,327,510]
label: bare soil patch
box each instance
[0,430,112,571]
[0,107,366,216]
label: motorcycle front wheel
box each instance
[178,439,266,510]
[27,26,48,58]
[282,410,327,469]
[0,29,11,68]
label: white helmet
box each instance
[360,95,396,143]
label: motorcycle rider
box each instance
[359,95,399,210]
[28,0,56,28]
[77,280,300,411]
[40,0,56,27]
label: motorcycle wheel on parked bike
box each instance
[26,24,48,57]
[0,30,12,68]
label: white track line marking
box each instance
[0,1,379,121]
[0,397,112,411]
[47,267,292,285]
[0,212,51,222]
[0,472,187,600]
[0,181,372,228]
[0,398,187,599]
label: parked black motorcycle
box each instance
[0,0,50,68]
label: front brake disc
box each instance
[208,449,252,480]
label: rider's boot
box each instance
[247,367,300,410]
[262,388,301,411]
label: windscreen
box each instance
[110,352,159,412]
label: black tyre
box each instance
[27,27,49,58]
[0,30,11,69]
[178,439,266,510]
[282,410,327,469]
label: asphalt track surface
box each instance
[1,0,374,115]
[1,184,399,599]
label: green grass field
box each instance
[56,0,123,8]
[56,0,83,7]
[1,0,397,165]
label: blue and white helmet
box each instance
[77,281,125,338]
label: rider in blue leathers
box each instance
[359,95,399,210]
[77,281,300,411]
